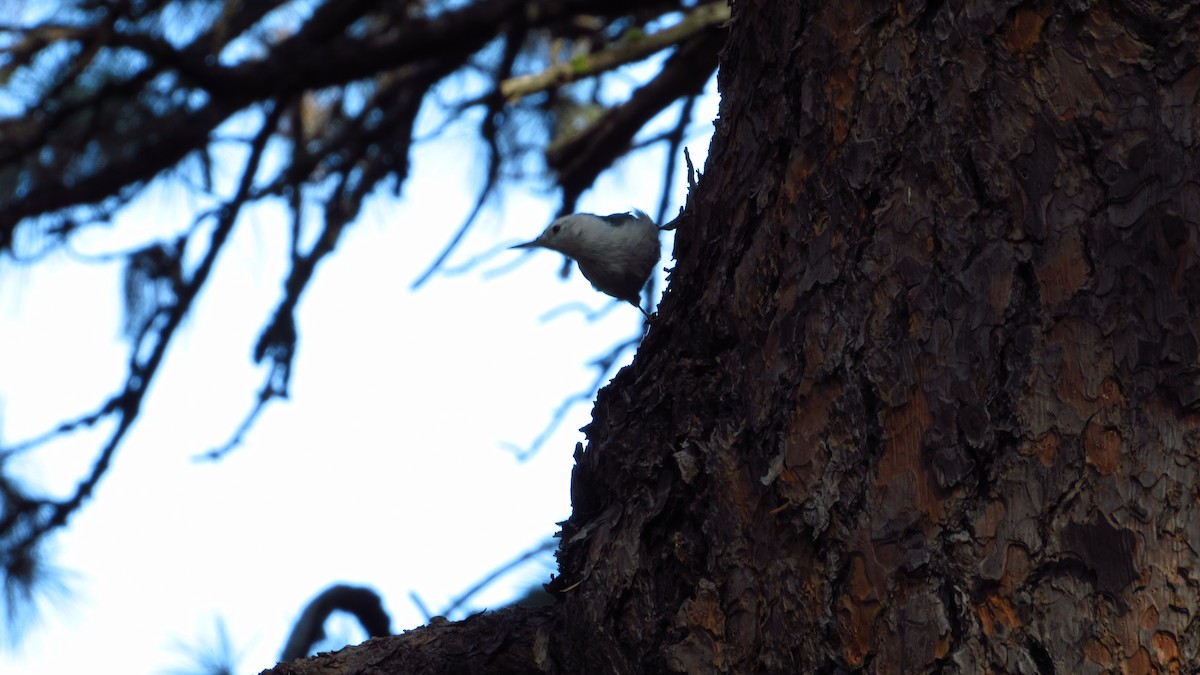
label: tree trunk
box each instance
[267,2,1200,672]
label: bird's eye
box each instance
[551,224,562,234]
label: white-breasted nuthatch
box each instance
[512,209,660,316]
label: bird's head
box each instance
[510,214,593,258]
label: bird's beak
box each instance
[510,239,540,250]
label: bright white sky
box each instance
[0,64,717,673]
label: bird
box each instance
[511,209,661,316]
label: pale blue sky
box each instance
[0,68,717,673]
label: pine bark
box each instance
[267,2,1200,673]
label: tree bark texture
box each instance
[557,1,1200,673]
[265,1,1200,673]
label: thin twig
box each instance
[193,369,283,462]
[438,540,558,618]
[502,336,640,461]
[0,396,121,458]
[409,592,434,623]
[411,25,526,290]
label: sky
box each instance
[0,60,717,674]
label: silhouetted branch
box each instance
[0,100,285,563]
[202,64,457,460]
[0,396,121,459]
[280,585,392,663]
[0,0,692,241]
[410,179,498,291]
[193,367,283,463]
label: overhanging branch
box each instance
[500,2,730,101]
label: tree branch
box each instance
[280,585,392,663]
[1,0,696,245]
[500,2,730,101]
[551,25,724,205]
